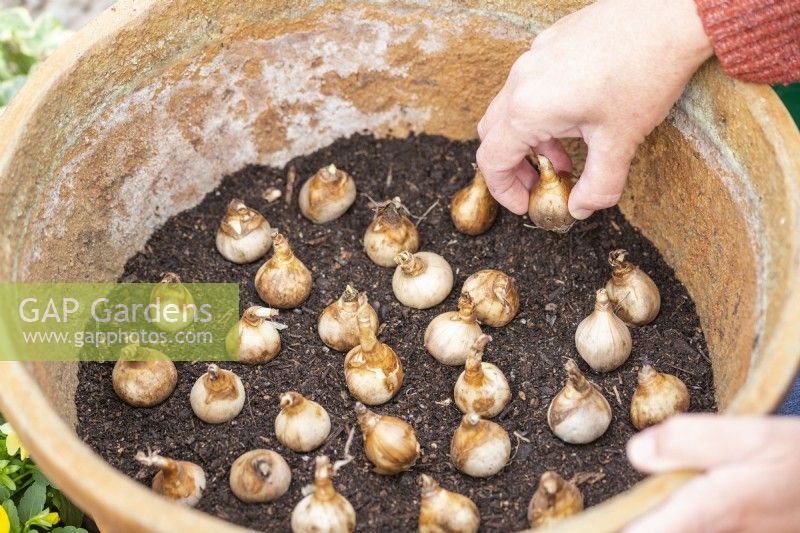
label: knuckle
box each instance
[581,190,623,210]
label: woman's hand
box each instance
[476,0,713,218]
[625,415,800,532]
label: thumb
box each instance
[627,415,788,473]
[568,134,635,220]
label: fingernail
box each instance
[627,432,657,468]
[569,206,594,220]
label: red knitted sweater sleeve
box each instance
[694,0,800,84]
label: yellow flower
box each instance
[0,505,10,533]
[46,512,60,525]
[0,423,29,460]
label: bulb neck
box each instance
[339,286,360,312]
[637,365,658,386]
[536,154,559,185]
[419,475,439,498]
[160,272,182,284]
[594,289,612,312]
[253,458,271,478]
[273,240,294,261]
[280,392,304,412]
[355,403,380,431]
[456,294,477,322]
[357,316,379,353]
[313,458,337,501]
[397,252,424,276]
[463,413,481,429]
[319,164,339,183]
[608,249,635,278]
[464,355,485,385]
[565,360,591,394]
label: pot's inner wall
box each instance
[8,2,761,423]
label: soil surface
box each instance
[76,133,715,532]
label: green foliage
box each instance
[0,415,87,533]
[0,7,72,112]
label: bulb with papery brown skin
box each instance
[318,286,379,352]
[355,402,420,475]
[299,164,357,224]
[548,359,612,444]
[454,335,511,418]
[150,272,195,332]
[291,456,356,533]
[229,449,291,503]
[226,306,281,364]
[216,198,272,263]
[605,249,661,326]
[112,344,177,407]
[275,391,331,452]
[630,365,690,430]
[575,288,632,372]
[451,166,498,236]
[190,364,245,424]
[363,197,420,267]
[450,412,511,478]
[461,269,520,327]
[527,471,584,528]
[528,154,576,233]
[344,310,404,405]
[424,293,483,366]
[392,250,454,309]
[136,451,206,507]
[418,474,480,533]
[255,233,312,309]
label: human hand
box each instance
[476,0,713,218]
[624,415,800,532]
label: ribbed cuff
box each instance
[695,0,800,84]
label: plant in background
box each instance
[0,416,87,533]
[0,8,72,113]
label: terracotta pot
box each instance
[0,1,798,532]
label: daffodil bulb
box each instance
[112,344,177,407]
[451,166,498,236]
[363,197,420,267]
[255,233,313,309]
[424,293,483,366]
[527,471,584,528]
[630,365,690,430]
[547,360,612,444]
[454,335,511,418]
[299,164,357,224]
[575,288,632,372]
[461,270,520,327]
[392,251,454,309]
[605,249,661,326]
[229,449,291,503]
[355,402,420,475]
[215,198,272,263]
[275,392,331,452]
[528,154,576,233]
[318,286,379,352]
[149,272,195,332]
[135,451,206,507]
[450,412,511,478]
[344,310,404,405]
[291,456,356,533]
[418,474,480,533]
[226,306,282,364]
[190,364,245,424]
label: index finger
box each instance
[476,124,535,215]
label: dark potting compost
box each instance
[76,134,715,532]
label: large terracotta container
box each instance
[0,1,798,531]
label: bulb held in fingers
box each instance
[547,359,612,444]
[527,154,576,233]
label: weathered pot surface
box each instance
[0,1,798,532]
